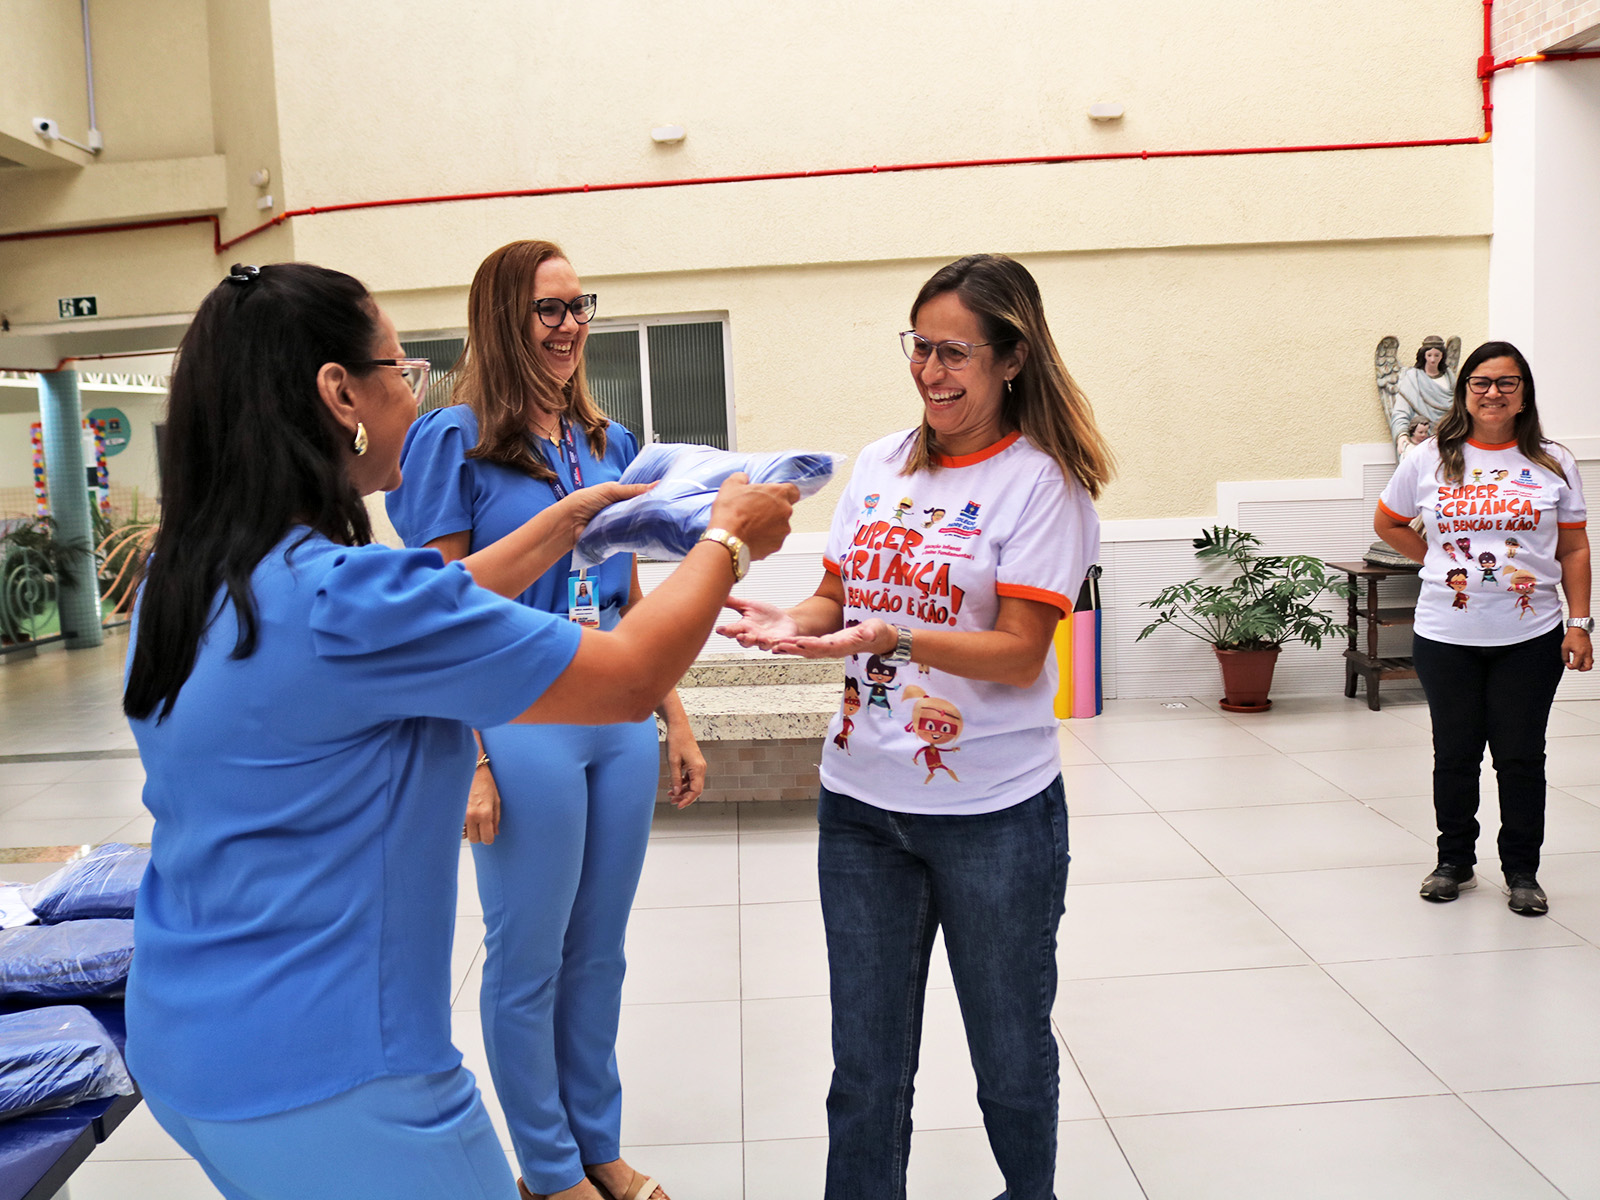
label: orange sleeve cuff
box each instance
[1558,521,1587,530]
[996,582,1073,616]
[1376,499,1411,523]
[822,557,841,576]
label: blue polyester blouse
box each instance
[125,533,581,1119]
[387,406,638,628]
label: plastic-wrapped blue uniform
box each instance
[388,407,659,1195]
[128,532,580,1199]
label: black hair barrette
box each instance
[225,263,261,285]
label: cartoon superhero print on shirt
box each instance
[892,497,914,523]
[1471,468,1484,484]
[862,493,880,519]
[1506,569,1537,619]
[1455,537,1472,558]
[922,507,946,528]
[1478,551,1498,584]
[1441,540,1459,562]
[1446,568,1469,610]
[903,687,963,784]
[833,678,861,754]
[863,655,902,712]
[1491,469,1509,482]
[1504,536,1520,559]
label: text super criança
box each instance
[1436,483,1544,533]
[840,520,968,626]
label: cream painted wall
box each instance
[265,0,1481,203]
[0,390,163,502]
[0,0,1500,527]
[0,0,90,168]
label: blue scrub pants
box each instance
[476,718,659,1195]
[144,1067,514,1200]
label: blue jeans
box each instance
[818,778,1069,1200]
[145,1068,515,1200]
[1411,625,1566,874]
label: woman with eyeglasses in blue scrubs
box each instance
[388,239,702,1200]
[122,262,795,1200]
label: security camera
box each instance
[32,117,60,141]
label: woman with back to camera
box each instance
[122,262,794,1200]
[1375,340,1591,916]
[387,240,701,1200]
[719,254,1112,1200]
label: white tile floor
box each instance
[5,640,1600,1199]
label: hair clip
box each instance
[225,263,261,286]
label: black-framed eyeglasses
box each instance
[900,331,991,371]
[1466,374,1523,395]
[347,357,431,402]
[534,294,598,328]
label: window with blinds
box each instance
[400,337,465,416]
[586,318,732,449]
[400,318,731,449]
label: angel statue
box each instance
[1375,334,1460,460]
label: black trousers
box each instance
[1411,625,1566,875]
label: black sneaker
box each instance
[1505,872,1548,916]
[1419,863,1476,902]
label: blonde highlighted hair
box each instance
[899,254,1114,498]
[454,239,609,481]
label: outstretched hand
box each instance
[770,618,894,660]
[716,595,800,650]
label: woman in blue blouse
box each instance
[122,262,794,1200]
[387,240,694,1200]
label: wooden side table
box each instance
[1326,560,1420,711]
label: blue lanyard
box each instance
[543,419,585,500]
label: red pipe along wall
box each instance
[3,0,1597,272]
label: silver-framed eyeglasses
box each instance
[1466,374,1523,395]
[349,357,431,403]
[534,294,599,328]
[900,331,992,371]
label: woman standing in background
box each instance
[1376,340,1591,916]
[389,241,700,1200]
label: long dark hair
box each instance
[900,254,1114,498]
[124,263,379,722]
[454,239,609,482]
[1435,340,1566,486]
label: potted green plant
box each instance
[1137,526,1352,712]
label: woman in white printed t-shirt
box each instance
[718,254,1113,1200]
[1376,340,1592,917]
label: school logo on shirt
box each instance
[937,501,983,539]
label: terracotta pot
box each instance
[1213,645,1281,713]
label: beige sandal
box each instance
[584,1169,664,1200]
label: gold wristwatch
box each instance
[700,527,750,582]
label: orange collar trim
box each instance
[1467,438,1518,450]
[932,431,1021,468]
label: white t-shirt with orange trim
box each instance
[1378,437,1587,645]
[819,430,1099,815]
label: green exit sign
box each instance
[58,296,98,319]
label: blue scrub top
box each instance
[387,406,638,629]
[125,532,581,1120]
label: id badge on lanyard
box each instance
[546,421,601,627]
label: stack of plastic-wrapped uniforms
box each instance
[0,844,144,1120]
[572,443,842,570]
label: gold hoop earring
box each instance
[353,422,368,456]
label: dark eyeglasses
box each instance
[347,358,431,402]
[534,294,598,328]
[1466,375,1522,395]
[900,331,992,371]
